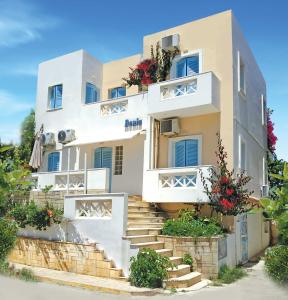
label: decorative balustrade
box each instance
[76,199,112,218]
[161,79,197,100]
[100,99,128,116]
[160,173,197,188]
[55,173,85,190]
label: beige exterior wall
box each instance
[158,113,220,168]
[102,54,141,99]
[143,11,234,167]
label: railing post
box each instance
[67,147,71,194]
[84,152,87,194]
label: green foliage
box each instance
[41,185,53,194]
[0,218,18,262]
[216,265,247,284]
[182,253,193,269]
[267,154,285,199]
[129,248,173,288]
[265,246,288,285]
[18,110,35,165]
[162,210,224,237]
[0,261,36,281]
[9,201,63,231]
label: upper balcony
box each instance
[147,72,220,118]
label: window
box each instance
[238,53,245,94]
[110,87,126,99]
[114,146,123,175]
[48,152,60,172]
[49,85,62,110]
[239,136,246,171]
[261,94,267,126]
[94,147,112,169]
[85,83,99,104]
[176,55,199,78]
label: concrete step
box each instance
[128,202,150,208]
[128,212,160,218]
[169,256,183,266]
[128,207,152,213]
[126,228,162,236]
[109,268,124,279]
[130,241,164,250]
[123,235,157,244]
[127,222,163,229]
[167,264,191,278]
[164,272,201,289]
[128,216,164,223]
[155,249,173,257]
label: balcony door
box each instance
[94,147,112,192]
[173,138,200,167]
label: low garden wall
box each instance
[157,234,236,279]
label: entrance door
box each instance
[174,139,199,167]
[94,147,112,192]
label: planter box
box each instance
[158,234,236,279]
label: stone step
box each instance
[167,264,191,278]
[130,241,164,251]
[126,228,162,236]
[127,212,160,218]
[109,268,124,279]
[155,249,173,257]
[164,272,202,289]
[169,256,183,266]
[128,216,164,223]
[128,202,150,208]
[128,207,152,213]
[127,222,163,229]
[123,235,157,244]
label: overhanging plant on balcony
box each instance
[123,42,179,90]
[200,133,253,216]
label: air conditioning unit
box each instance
[161,34,180,51]
[160,118,180,136]
[40,132,55,146]
[57,129,75,144]
[261,185,269,197]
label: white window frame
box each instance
[170,49,203,79]
[168,135,202,168]
[114,145,124,175]
[261,94,267,126]
[237,51,246,96]
[238,135,247,171]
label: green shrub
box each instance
[129,248,173,288]
[0,261,36,281]
[162,210,224,237]
[182,253,193,269]
[0,218,17,262]
[9,201,63,231]
[265,246,288,285]
[216,265,247,284]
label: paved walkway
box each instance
[0,261,287,300]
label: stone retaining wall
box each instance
[9,237,123,279]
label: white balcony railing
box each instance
[147,72,220,118]
[100,99,128,116]
[32,168,110,192]
[143,166,212,203]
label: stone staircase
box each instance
[124,196,202,289]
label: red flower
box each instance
[221,176,230,184]
[47,210,53,218]
[220,198,234,210]
[226,188,234,196]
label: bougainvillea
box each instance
[200,133,253,216]
[123,42,179,89]
[267,108,277,154]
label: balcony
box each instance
[32,168,110,192]
[143,166,212,203]
[147,72,220,118]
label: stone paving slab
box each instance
[11,263,161,296]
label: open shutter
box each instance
[187,55,199,75]
[185,139,198,166]
[174,140,186,167]
[176,59,186,78]
[94,148,102,168]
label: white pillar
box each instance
[67,147,71,194]
[84,152,87,194]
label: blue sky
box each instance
[0,0,287,160]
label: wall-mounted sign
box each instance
[125,118,142,131]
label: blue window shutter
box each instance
[174,141,186,167]
[94,148,102,168]
[101,147,112,169]
[176,59,186,78]
[55,85,62,108]
[185,139,198,166]
[187,56,199,75]
[48,152,60,172]
[118,87,126,97]
[111,88,117,99]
